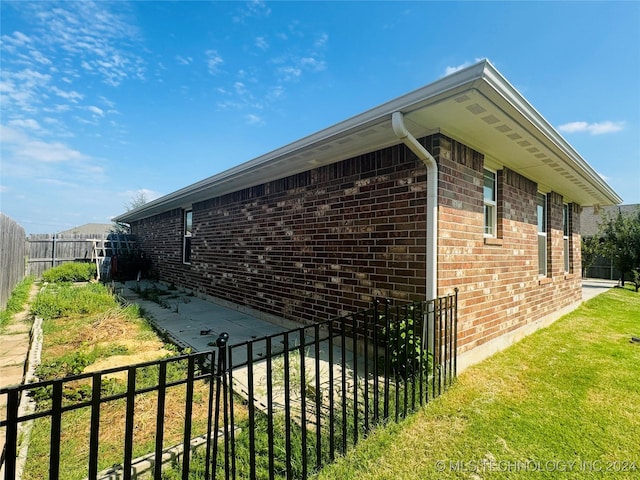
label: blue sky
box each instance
[1,1,639,234]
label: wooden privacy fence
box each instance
[26,233,136,278]
[0,214,26,310]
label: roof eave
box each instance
[115,60,621,224]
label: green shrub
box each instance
[41,262,96,283]
[381,306,432,380]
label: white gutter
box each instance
[391,111,438,303]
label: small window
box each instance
[537,193,547,276]
[183,210,192,264]
[563,204,570,273]
[483,169,497,237]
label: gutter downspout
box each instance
[392,112,438,347]
[391,112,438,302]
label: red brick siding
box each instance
[131,133,582,353]
[132,144,429,323]
[438,148,581,353]
[131,208,184,276]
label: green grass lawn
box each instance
[316,286,640,480]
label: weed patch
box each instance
[41,262,96,283]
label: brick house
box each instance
[115,60,621,370]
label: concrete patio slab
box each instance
[117,280,300,357]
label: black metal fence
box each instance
[1,291,457,480]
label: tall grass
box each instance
[31,282,117,321]
[0,275,34,331]
[41,262,96,283]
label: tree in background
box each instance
[599,207,640,291]
[581,235,602,278]
[111,191,148,234]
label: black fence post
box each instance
[383,298,391,420]
[3,389,20,480]
[212,332,229,480]
[181,356,196,480]
[88,374,102,479]
[372,298,380,424]
[156,361,168,479]
[123,367,136,480]
[454,288,459,378]
[205,350,216,480]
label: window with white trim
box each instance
[483,168,497,237]
[563,203,570,273]
[183,209,192,264]
[537,193,547,276]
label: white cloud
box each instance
[88,106,105,117]
[314,33,329,49]
[557,121,625,135]
[23,1,146,87]
[300,57,327,72]
[233,0,271,23]
[51,86,84,102]
[279,66,302,81]
[8,118,42,130]
[0,124,28,144]
[255,37,269,51]
[1,1,146,146]
[444,58,487,76]
[267,85,285,101]
[206,49,224,74]
[234,82,248,96]
[246,113,263,125]
[445,63,471,76]
[176,55,193,65]
[0,69,52,113]
[99,96,116,109]
[15,138,86,163]
[1,31,32,50]
[0,124,104,183]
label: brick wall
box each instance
[437,146,582,353]
[131,133,582,353]
[133,144,429,323]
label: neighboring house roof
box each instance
[580,204,640,237]
[115,60,622,224]
[57,223,113,236]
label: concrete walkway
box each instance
[0,284,39,472]
[581,278,620,302]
